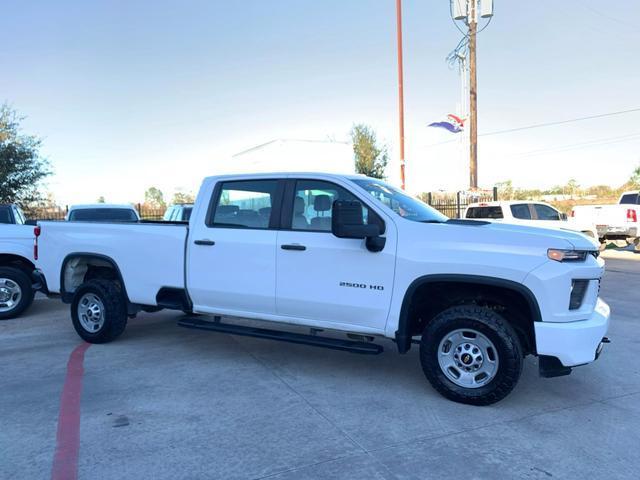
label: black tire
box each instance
[420,305,523,406]
[71,279,127,343]
[0,266,35,320]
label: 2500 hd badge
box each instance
[340,281,384,291]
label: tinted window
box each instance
[291,180,375,232]
[352,179,447,223]
[620,193,639,205]
[182,207,193,221]
[466,206,503,219]
[533,204,560,221]
[68,208,138,222]
[211,180,277,229]
[0,206,12,224]
[510,204,532,220]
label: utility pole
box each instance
[450,0,493,190]
[396,0,406,190]
[468,0,478,190]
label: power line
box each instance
[423,107,640,148]
[480,107,640,137]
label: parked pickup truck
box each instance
[464,201,599,242]
[34,173,611,405]
[571,191,639,250]
[0,204,38,319]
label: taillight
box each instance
[627,209,638,223]
[33,226,40,260]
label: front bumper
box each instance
[534,297,610,368]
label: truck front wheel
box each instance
[71,279,127,343]
[420,305,523,406]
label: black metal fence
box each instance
[421,187,498,219]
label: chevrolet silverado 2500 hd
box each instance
[34,173,611,405]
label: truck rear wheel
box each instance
[0,267,35,320]
[420,305,523,406]
[71,279,127,343]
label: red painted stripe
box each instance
[51,342,91,480]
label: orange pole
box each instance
[396,0,406,190]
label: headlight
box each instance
[547,249,589,262]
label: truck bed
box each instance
[37,221,188,306]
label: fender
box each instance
[60,252,130,304]
[395,274,542,354]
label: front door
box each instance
[275,179,396,331]
[188,179,283,316]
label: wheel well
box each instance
[397,278,539,356]
[0,254,35,273]
[61,254,125,301]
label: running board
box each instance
[178,317,384,355]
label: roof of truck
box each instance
[204,172,370,182]
[68,203,137,210]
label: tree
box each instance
[0,104,51,204]
[171,190,195,205]
[350,124,388,179]
[97,196,106,203]
[630,164,640,189]
[144,187,165,208]
[495,180,514,200]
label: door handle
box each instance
[194,239,215,246]
[281,244,306,251]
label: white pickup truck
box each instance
[0,204,38,319]
[571,191,639,249]
[34,173,611,405]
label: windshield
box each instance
[68,208,138,222]
[352,179,448,223]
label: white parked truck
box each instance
[0,204,39,319]
[464,200,599,241]
[34,173,611,405]
[571,191,639,249]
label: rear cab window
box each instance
[68,208,138,222]
[466,206,503,219]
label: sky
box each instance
[1,0,639,204]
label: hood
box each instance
[444,220,598,250]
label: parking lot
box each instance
[1,253,638,480]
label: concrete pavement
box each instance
[1,258,638,479]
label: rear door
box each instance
[275,178,396,331]
[187,178,284,316]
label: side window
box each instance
[14,207,26,225]
[210,180,278,229]
[510,204,532,220]
[290,180,378,232]
[533,204,560,221]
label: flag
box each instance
[428,114,465,133]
